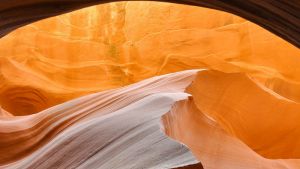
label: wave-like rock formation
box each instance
[3,69,300,168]
[1,1,300,169]
[163,71,300,168]
[0,0,299,48]
[0,70,199,168]
[1,2,299,116]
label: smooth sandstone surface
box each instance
[1,1,300,169]
[163,97,300,169]
[2,69,300,169]
[3,92,198,169]
[0,70,199,168]
[0,2,299,116]
[163,71,300,165]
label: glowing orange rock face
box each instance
[0,2,299,116]
[0,1,300,168]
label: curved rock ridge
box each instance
[2,69,300,168]
[0,70,199,167]
[3,93,198,169]
[162,70,300,168]
[1,2,300,169]
[163,99,300,169]
[0,2,299,116]
[187,71,300,159]
[0,0,299,48]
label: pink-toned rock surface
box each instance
[163,70,300,168]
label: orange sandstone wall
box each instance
[0,2,299,115]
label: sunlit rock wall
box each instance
[1,2,300,169]
[0,2,299,116]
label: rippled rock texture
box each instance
[1,2,300,116]
[0,70,199,168]
[0,1,300,169]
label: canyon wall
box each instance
[0,2,299,116]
